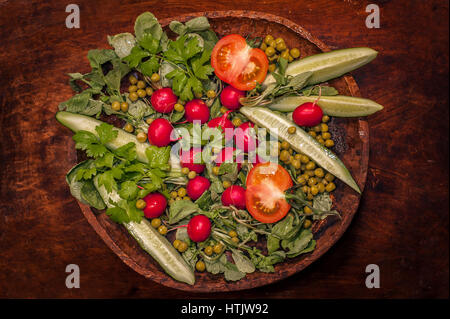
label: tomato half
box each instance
[245,162,293,223]
[211,34,269,91]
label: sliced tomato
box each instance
[245,162,293,223]
[211,34,269,91]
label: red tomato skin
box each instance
[220,86,245,110]
[147,118,174,147]
[292,102,323,127]
[187,215,211,242]
[143,193,167,219]
[211,34,269,91]
[186,176,211,200]
[150,88,178,113]
[221,185,246,209]
[180,148,205,174]
[245,162,293,223]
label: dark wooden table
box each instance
[0,0,448,299]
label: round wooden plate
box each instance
[75,11,369,292]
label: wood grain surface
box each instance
[0,0,448,298]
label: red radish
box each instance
[292,102,323,127]
[214,147,242,170]
[147,118,175,147]
[142,193,167,219]
[150,88,178,113]
[186,176,211,200]
[185,99,210,124]
[187,214,211,242]
[180,148,205,174]
[234,121,257,152]
[221,185,246,209]
[220,85,245,110]
[207,110,234,131]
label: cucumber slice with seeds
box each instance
[240,106,361,193]
[263,47,378,87]
[269,95,384,117]
[94,177,195,286]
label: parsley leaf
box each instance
[118,181,139,200]
[114,142,137,161]
[191,49,214,80]
[95,123,118,144]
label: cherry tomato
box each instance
[245,162,293,223]
[211,34,269,91]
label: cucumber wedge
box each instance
[269,95,384,117]
[56,111,149,164]
[263,47,377,87]
[93,177,195,285]
[240,106,361,193]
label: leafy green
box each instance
[231,249,255,274]
[254,251,286,273]
[282,229,314,258]
[271,214,301,240]
[66,161,106,210]
[134,12,163,42]
[108,33,136,58]
[176,227,191,245]
[168,200,199,224]
[267,235,280,254]
[194,190,212,210]
[182,246,199,270]
[106,199,144,223]
[145,145,171,170]
[302,85,339,97]
[118,181,139,200]
[224,262,246,281]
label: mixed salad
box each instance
[57,12,383,285]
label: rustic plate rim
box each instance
[75,10,369,293]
